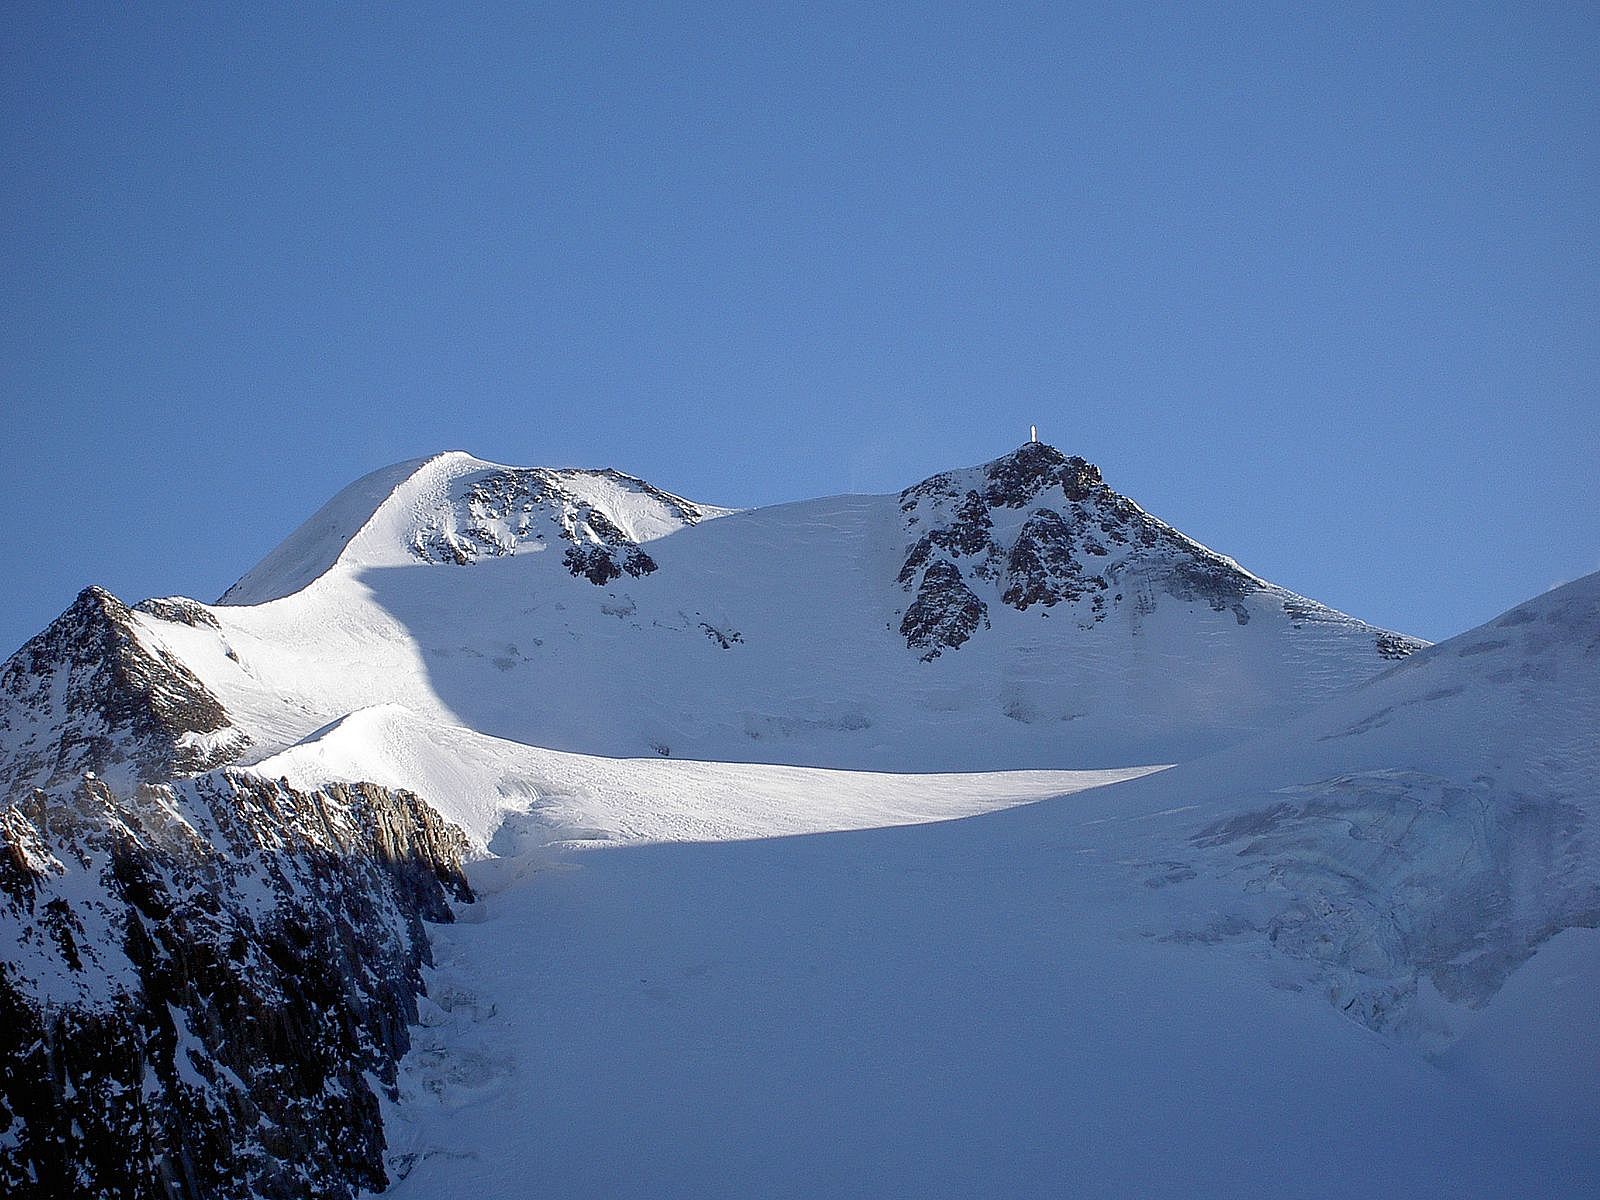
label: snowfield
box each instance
[365,573,1600,1199]
[253,704,1162,849]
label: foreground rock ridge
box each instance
[5,441,1556,1198]
[0,592,472,1197]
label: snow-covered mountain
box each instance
[5,442,1592,1199]
[14,443,1418,788]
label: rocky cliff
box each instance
[0,589,473,1199]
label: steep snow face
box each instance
[217,457,436,605]
[161,444,1420,772]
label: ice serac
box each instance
[1112,570,1600,1042]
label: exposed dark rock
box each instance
[134,597,222,630]
[562,545,658,586]
[0,587,249,795]
[564,544,623,586]
[0,771,472,1200]
[1376,631,1424,660]
[892,443,1396,656]
[408,466,692,585]
[699,623,744,649]
[1002,508,1102,611]
[900,561,989,660]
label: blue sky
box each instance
[3,2,1596,654]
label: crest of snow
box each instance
[251,703,1161,852]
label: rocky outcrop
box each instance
[0,587,249,796]
[133,597,223,630]
[0,770,472,1200]
[901,561,990,661]
[1375,631,1419,660]
[564,542,658,586]
[0,586,473,1198]
[407,466,696,585]
[896,443,1427,658]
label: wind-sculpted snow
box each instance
[249,703,1159,851]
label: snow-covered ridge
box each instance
[248,702,1162,852]
[86,441,1428,772]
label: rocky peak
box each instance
[895,445,1422,662]
[0,586,249,796]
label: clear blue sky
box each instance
[3,2,1596,655]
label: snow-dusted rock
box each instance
[896,442,1422,656]
[0,771,470,1199]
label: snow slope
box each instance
[368,573,1600,1199]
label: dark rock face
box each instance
[901,561,990,661]
[0,771,472,1200]
[564,543,658,586]
[407,466,695,586]
[0,586,473,1198]
[1376,631,1420,660]
[896,443,1423,657]
[133,597,222,630]
[0,587,249,795]
[1001,508,1102,611]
